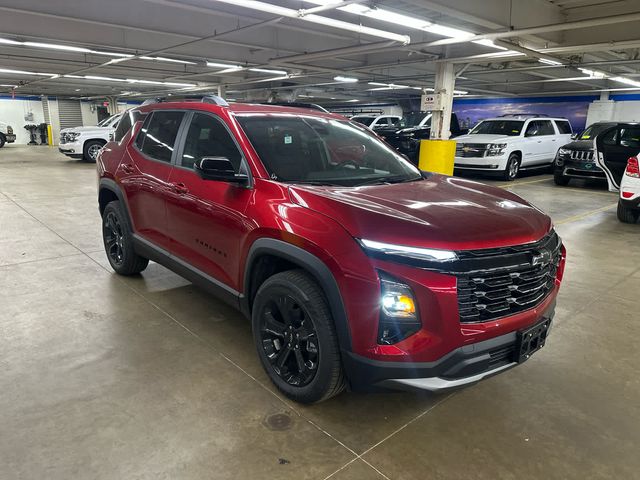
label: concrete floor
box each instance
[1,145,639,480]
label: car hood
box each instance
[455,134,515,143]
[288,175,552,251]
[560,140,592,151]
[60,125,113,134]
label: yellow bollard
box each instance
[47,125,54,146]
[418,139,456,175]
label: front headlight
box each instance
[63,132,81,142]
[558,148,571,156]
[486,143,507,156]
[359,238,458,262]
[378,274,421,344]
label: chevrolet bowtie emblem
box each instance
[531,249,552,267]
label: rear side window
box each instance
[538,120,555,135]
[525,120,554,136]
[554,120,572,134]
[180,113,242,171]
[620,126,640,149]
[135,111,185,163]
[114,110,148,143]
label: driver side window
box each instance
[180,113,242,171]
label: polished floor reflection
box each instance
[1,146,638,479]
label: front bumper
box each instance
[345,303,554,392]
[59,142,83,157]
[4,134,16,143]
[454,155,507,171]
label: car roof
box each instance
[136,100,346,121]
[482,116,569,121]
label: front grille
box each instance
[456,232,562,323]
[570,150,594,161]
[456,143,487,158]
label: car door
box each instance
[120,110,186,250]
[522,120,546,165]
[596,124,640,190]
[165,111,253,291]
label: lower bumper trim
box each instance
[379,362,516,392]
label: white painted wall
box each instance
[586,99,640,126]
[0,97,46,144]
[80,101,99,126]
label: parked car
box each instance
[59,112,122,161]
[594,123,640,223]
[553,122,617,186]
[454,115,573,181]
[97,96,566,403]
[351,114,401,130]
[0,121,16,148]
[376,111,465,163]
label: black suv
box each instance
[554,122,617,186]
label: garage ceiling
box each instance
[0,0,639,104]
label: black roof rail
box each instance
[141,95,229,106]
[262,101,329,113]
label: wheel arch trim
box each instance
[243,238,353,353]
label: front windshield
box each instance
[398,112,430,128]
[352,116,376,127]
[237,115,422,187]
[578,123,615,140]
[470,120,524,136]
[98,115,118,127]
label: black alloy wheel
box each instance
[259,294,319,387]
[103,210,125,266]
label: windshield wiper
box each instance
[287,180,343,186]
[356,175,422,187]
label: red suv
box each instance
[97,96,566,403]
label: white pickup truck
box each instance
[58,113,122,161]
[0,121,17,148]
[454,115,573,180]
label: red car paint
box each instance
[98,101,565,386]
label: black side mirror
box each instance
[194,157,248,184]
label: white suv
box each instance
[0,121,16,148]
[351,114,401,130]
[59,113,122,161]
[594,123,640,224]
[454,115,573,180]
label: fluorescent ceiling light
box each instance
[472,39,506,50]
[611,76,640,88]
[579,68,607,79]
[334,76,358,82]
[0,67,57,76]
[211,0,409,43]
[140,56,196,65]
[368,82,388,86]
[539,58,563,66]
[0,38,21,45]
[207,62,242,69]
[63,74,193,87]
[0,84,17,87]
[23,41,91,53]
[454,90,468,95]
[249,68,288,75]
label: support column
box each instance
[217,85,226,98]
[106,96,119,115]
[430,62,455,140]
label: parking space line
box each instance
[556,203,617,225]
[498,177,551,188]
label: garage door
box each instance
[57,99,83,129]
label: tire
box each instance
[617,201,639,224]
[0,134,5,148]
[252,269,345,403]
[554,170,570,186]
[83,140,104,162]
[503,154,521,181]
[101,201,149,275]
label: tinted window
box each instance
[114,110,148,143]
[237,115,420,186]
[471,120,523,136]
[555,120,572,134]
[181,113,242,170]
[136,111,184,163]
[620,126,640,149]
[579,123,616,140]
[525,120,553,137]
[600,128,618,146]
